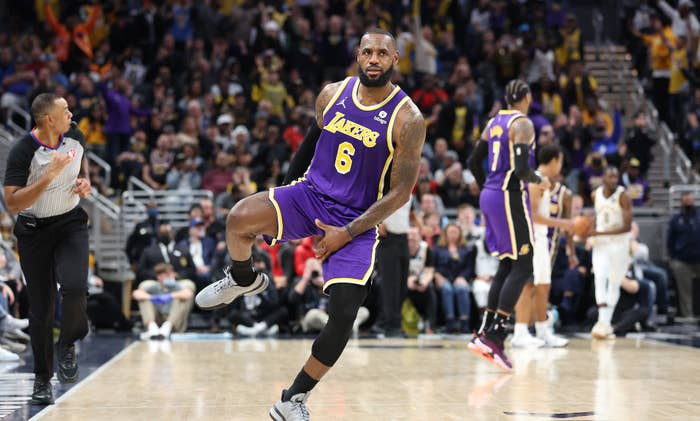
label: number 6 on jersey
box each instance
[335,141,355,174]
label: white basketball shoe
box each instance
[269,391,310,421]
[196,266,269,310]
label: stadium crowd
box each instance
[0,0,696,348]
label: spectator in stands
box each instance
[86,263,131,332]
[175,204,203,244]
[100,70,151,164]
[137,222,196,284]
[125,203,159,268]
[433,223,475,333]
[406,227,437,334]
[132,263,195,340]
[581,152,607,205]
[437,161,479,208]
[142,134,174,190]
[166,152,201,191]
[668,35,690,136]
[621,158,650,206]
[0,46,35,110]
[412,74,448,114]
[590,105,623,157]
[556,14,583,67]
[631,13,675,125]
[667,192,700,317]
[289,256,369,335]
[658,0,699,40]
[77,103,107,158]
[630,222,670,323]
[625,111,654,175]
[560,60,597,112]
[200,198,226,242]
[201,151,234,196]
[436,86,475,153]
[43,2,101,74]
[226,243,287,336]
[177,219,215,290]
[685,87,700,161]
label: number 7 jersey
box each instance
[306,76,410,210]
[483,110,536,192]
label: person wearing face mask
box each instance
[177,219,216,290]
[136,222,197,284]
[132,263,195,340]
[667,192,700,317]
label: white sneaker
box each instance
[510,333,546,348]
[195,267,269,310]
[352,307,370,332]
[140,322,160,340]
[270,391,310,421]
[1,315,29,331]
[591,322,615,340]
[0,337,25,354]
[236,324,258,337]
[538,331,569,347]
[535,320,569,348]
[160,321,172,339]
[0,346,19,361]
[264,324,279,336]
[4,329,29,343]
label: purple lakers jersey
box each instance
[483,110,536,191]
[306,77,410,210]
[547,182,568,262]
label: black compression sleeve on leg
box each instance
[513,143,542,184]
[487,259,512,310]
[311,283,368,367]
[497,250,534,313]
[283,125,321,184]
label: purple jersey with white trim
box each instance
[483,110,536,191]
[306,77,410,210]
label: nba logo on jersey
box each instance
[67,148,77,159]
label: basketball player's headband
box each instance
[506,82,530,104]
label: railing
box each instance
[121,188,213,233]
[86,151,111,189]
[5,104,30,137]
[669,184,700,213]
[127,175,154,193]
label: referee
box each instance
[3,93,92,405]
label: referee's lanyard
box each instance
[158,243,173,263]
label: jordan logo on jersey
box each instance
[336,97,348,109]
[324,111,379,147]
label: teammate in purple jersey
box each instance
[196,29,425,420]
[466,80,550,371]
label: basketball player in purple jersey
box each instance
[196,29,425,420]
[466,80,550,371]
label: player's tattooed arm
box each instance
[346,103,425,237]
[511,117,548,188]
[315,81,344,128]
[313,102,425,261]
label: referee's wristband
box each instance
[344,225,355,239]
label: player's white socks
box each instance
[513,323,530,337]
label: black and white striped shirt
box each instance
[4,127,85,218]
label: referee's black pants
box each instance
[375,232,409,332]
[14,206,90,381]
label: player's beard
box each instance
[358,64,394,87]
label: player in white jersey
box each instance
[511,144,574,348]
[587,167,632,339]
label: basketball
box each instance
[572,215,592,237]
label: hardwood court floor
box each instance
[31,337,700,421]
